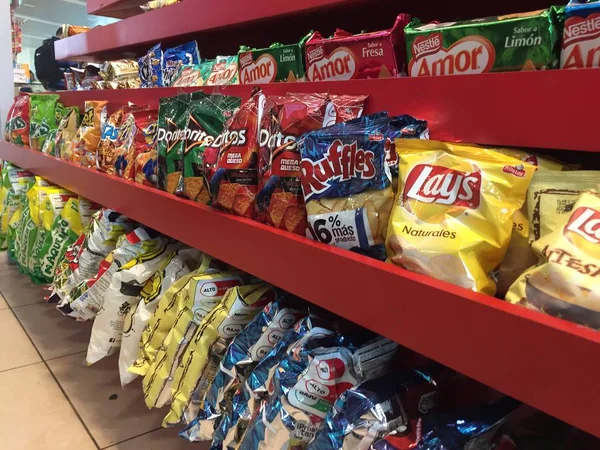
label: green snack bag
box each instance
[29,94,59,151]
[7,196,24,261]
[405,7,563,76]
[181,94,241,202]
[239,33,310,84]
[157,93,191,194]
[206,55,239,85]
[43,104,79,156]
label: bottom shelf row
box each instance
[1,162,598,449]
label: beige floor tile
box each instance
[0,293,8,310]
[106,427,209,450]
[48,353,167,448]
[0,309,40,372]
[0,363,97,450]
[13,302,93,361]
[0,270,47,307]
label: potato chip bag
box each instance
[119,247,202,387]
[43,105,78,156]
[207,92,265,217]
[78,197,101,229]
[256,94,367,234]
[527,171,600,243]
[181,94,241,202]
[299,113,393,255]
[114,112,138,180]
[132,108,159,186]
[386,140,536,295]
[71,100,108,166]
[56,108,81,161]
[157,94,191,193]
[506,191,600,329]
[96,105,130,174]
[29,94,59,151]
[7,195,24,261]
[135,150,158,186]
[163,283,276,427]
[5,94,30,146]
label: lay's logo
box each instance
[403,164,481,208]
[565,206,600,243]
[301,139,376,201]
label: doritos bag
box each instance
[386,140,535,295]
[207,92,265,217]
[5,94,30,146]
[256,93,367,234]
[72,100,108,166]
[506,191,600,329]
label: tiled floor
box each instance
[0,254,200,450]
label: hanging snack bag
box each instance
[71,100,108,166]
[56,108,81,161]
[162,41,201,87]
[114,112,139,180]
[29,94,59,151]
[386,140,535,295]
[299,113,393,253]
[78,197,101,229]
[405,8,563,76]
[257,93,367,234]
[119,247,202,386]
[305,14,411,81]
[86,233,169,365]
[5,94,30,146]
[207,92,265,217]
[507,191,600,328]
[182,94,241,202]
[157,94,191,193]
[205,55,239,85]
[139,43,163,87]
[97,105,131,174]
[130,108,159,186]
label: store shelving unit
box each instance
[88,0,146,18]
[3,0,599,440]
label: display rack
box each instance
[5,0,600,440]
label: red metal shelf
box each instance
[55,70,600,153]
[1,143,600,437]
[87,0,146,19]
[60,0,555,62]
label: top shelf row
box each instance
[74,0,559,62]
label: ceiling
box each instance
[14,0,118,50]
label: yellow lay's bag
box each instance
[386,140,535,295]
[506,191,600,329]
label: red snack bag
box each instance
[256,93,367,234]
[305,13,411,81]
[5,94,30,146]
[207,92,266,218]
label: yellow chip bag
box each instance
[386,140,535,295]
[506,191,600,329]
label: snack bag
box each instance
[207,93,265,217]
[5,94,30,146]
[257,93,367,234]
[181,94,241,202]
[37,197,83,284]
[56,108,81,160]
[386,140,535,295]
[527,170,600,243]
[99,60,141,89]
[29,94,59,151]
[162,41,200,87]
[141,267,247,410]
[171,65,205,87]
[157,94,191,193]
[71,100,108,166]
[141,0,180,11]
[309,369,437,450]
[97,105,131,174]
[44,106,79,156]
[119,247,202,387]
[135,151,158,186]
[561,0,600,69]
[405,8,563,76]
[78,197,101,229]
[299,113,393,254]
[205,55,239,85]
[7,196,25,261]
[114,112,138,180]
[163,283,276,427]
[86,232,169,365]
[139,43,163,87]
[305,14,411,81]
[507,191,600,328]
[239,33,311,84]
[131,108,159,186]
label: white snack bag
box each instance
[85,230,169,365]
[118,247,202,386]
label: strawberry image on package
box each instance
[305,13,411,81]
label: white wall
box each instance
[16,46,35,70]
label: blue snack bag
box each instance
[299,113,393,254]
[139,43,163,87]
[180,299,307,443]
[309,369,437,450]
[163,41,201,86]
